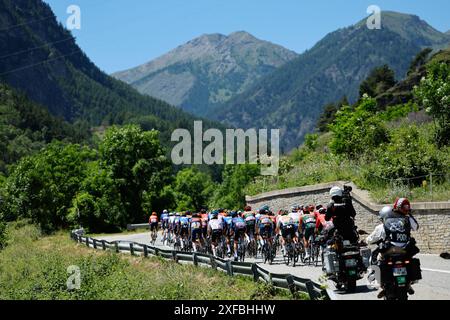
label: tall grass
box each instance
[0,222,297,300]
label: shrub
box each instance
[0,143,96,233]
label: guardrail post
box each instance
[172,251,178,263]
[101,240,106,251]
[305,281,316,300]
[85,237,89,247]
[130,243,135,256]
[226,260,233,276]
[143,245,148,257]
[192,252,198,266]
[268,273,273,285]
[115,242,119,253]
[251,264,259,282]
[78,235,82,243]
[93,239,97,249]
[286,275,296,295]
[210,256,217,270]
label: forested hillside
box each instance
[0,0,220,146]
[243,49,450,204]
[0,83,91,175]
[213,12,450,151]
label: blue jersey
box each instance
[223,216,232,230]
[231,217,246,231]
[179,216,190,228]
[161,213,169,221]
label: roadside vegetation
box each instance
[245,49,450,204]
[0,221,297,300]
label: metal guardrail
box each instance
[70,229,329,300]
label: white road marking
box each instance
[422,268,450,274]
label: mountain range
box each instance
[211,12,450,151]
[0,0,220,147]
[113,32,298,116]
[1,1,449,154]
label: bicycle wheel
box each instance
[314,243,321,267]
[297,241,306,264]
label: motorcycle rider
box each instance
[366,198,420,298]
[325,186,358,244]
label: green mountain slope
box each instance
[213,12,450,152]
[112,32,298,116]
[0,82,90,174]
[0,0,218,146]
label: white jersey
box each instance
[289,211,300,224]
[209,219,223,231]
[169,216,176,225]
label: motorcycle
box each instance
[378,246,422,300]
[323,233,369,293]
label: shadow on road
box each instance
[333,285,378,295]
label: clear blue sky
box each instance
[44,0,450,74]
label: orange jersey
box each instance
[201,213,209,227]
[149,215,158,224]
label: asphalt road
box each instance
[100,231,450,300]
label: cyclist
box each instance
[230,211,247,261]
[276,210,296,255]
[149,212,159,242]
[200,209,209,239]
[257,208,275,251]
[208,210,224,257]
[289,205,301,239]
[242,206,256,243]
[189,212,203,252]
[299,208,317,259]
[160,209,169,242]
[178,211,191,250]
[221,210,233,256]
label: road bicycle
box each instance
[262,238,276,265]
[283,234,299,266]
[150,228,157,245]
[236,234,247,262]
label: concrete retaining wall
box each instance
[246,181,450,254]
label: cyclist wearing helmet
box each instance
[161,209,169,231]
[242,206,256,243]
[230,211,247,261]
[178,211,191,250]
[149,212,159,233]
[222,210,233,256]
[200,209,209,238]
[299,209,317,259]
[315,207,329,235]
[208,210,224,257]
[276,210,296,254]
[189,212,203,252]
[257,208,274,249]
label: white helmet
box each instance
[330,186,343,198]
[163,209,168,214]
[379,206,393,221]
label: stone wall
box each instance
[246,181,450,254]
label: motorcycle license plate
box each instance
[396,276,406,285]
[393,267,407,276]
[348,269,356,276]
[345,259,357,267]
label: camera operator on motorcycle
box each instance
[325,186,358,244]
